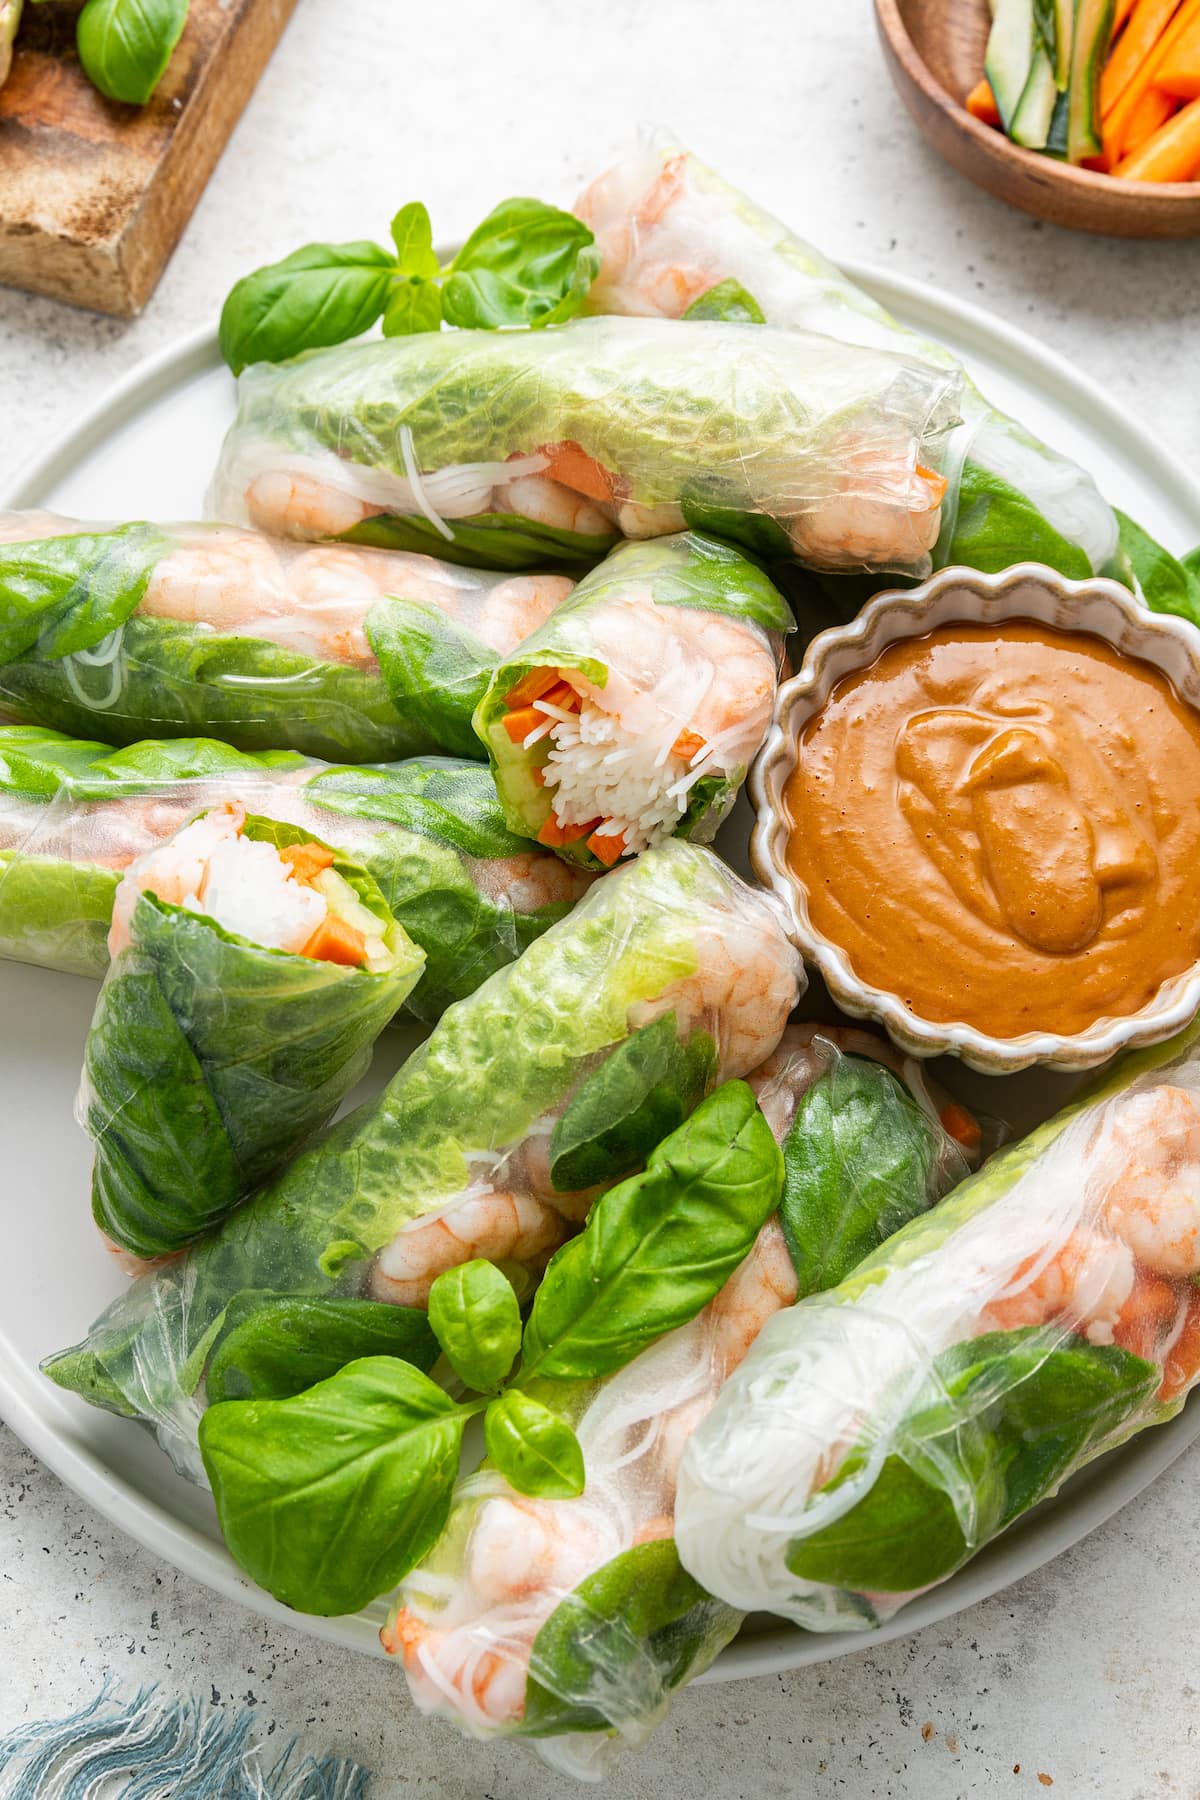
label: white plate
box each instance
[3,270,1200,1679]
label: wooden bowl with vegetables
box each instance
[875,0,1200,237]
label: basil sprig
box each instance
[219,197,600,375]
[76,0,189,106]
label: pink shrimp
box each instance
[243,469,383,540]
[979,1229,1137,1346]
[367,1187,569,1309]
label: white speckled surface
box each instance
[2,0,1199,1791]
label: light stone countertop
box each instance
[2,0,1199,1793]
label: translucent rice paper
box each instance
[475,533,792,864]
[676,1023,1200,1631]
[80,805,424,1262]
[575,140,1121,581]
[0,728,593,1012]
[44,841,803,1479]
[205,316,963,580]
[0,510,573,762]
[387,1025,973,1778]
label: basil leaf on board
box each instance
[780,1056,947,1296]
[76,0,188,105]
[548,1012,717,1193]
[389,203,440,281]
[199,1357,467,1615]
[682,278,765,324]
[382,278,444,339]
[428,1260,521,1392]
[1115,509,1200,625]
[523,1538,742,1736]
[483,1389,585,1499]
[786,1330,1158,1595]
[205,1295,438,1403]
[219,242,396,376]
[522,1082,783,1382]
[441,198,600,330]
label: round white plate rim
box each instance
[2,267,1199,1682]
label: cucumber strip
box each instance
[1011,43,1059,146]
[986,0,1037,131]
[1054,0,1074,87]
[1068,0,1115,161]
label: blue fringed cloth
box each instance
[0,1677,372,1799]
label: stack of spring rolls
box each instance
[2,135,1196,1782]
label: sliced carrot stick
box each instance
[673,728,707,763]
[1105,0,1200,155]
[1123,83,1178,147]
[530,764,546,787]
[538,680,581,714]
[965,77,1001,126]
[539,440,614,504]
[1117,88,1200,173]
[939,1102,982,1150]
[1156,12,1200,91]
[1102,0,1180,117]
[537,814,601,847]
[504,666,559,709]
[503,706,546,744]
[1160,1287,1200,1400]
[302,914,368,966]
[278,841,336,885]
[586,828,626,867]
[916,464,948,504]
[1113,0,1140,27]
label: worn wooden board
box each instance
[0,0,299,316]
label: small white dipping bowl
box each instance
[750,563,1200,1075]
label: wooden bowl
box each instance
[874,0,1200,238]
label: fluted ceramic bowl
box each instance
[751,563,1200,1074]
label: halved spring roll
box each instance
[387,1025,980,1774]
[675,1021,1200,1631]
[82,801,425,1259]
[0,511,572,761]
[44,841,803,1479]
[205,315,963,579]
[0,727,592,1013]
[474,533,791,866]
[575,141,1124,584]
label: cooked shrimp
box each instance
[384,1609,531,1729]
[574,152,706,319]
[635,913,799,1080]
[244,470,382,540]
[1092,1087,1200,1279]
[472,575,574,656]
[789,446,945,570]
[107,802,245,955]
[140,531,291,631]
[709,1219,800,1377]
[494,473,615,539]
[469,850,594,915]
[979,1229,1136,1346]
[367,1187,569,1308]
[615,499,689,538]
[465,1496,620,1608]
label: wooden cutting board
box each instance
[0,0,299,316]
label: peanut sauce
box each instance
[785,622,1200,1039]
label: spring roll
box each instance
[387,1026,977,1774]
[575,141,1124,584]
[44,840,802,1478]
[675,1022,1200,1631]
[83,803,425,1260]
[475,533,791,866]
[205,316,963,580]
[0,727,592,1012]
[0,511,572,761]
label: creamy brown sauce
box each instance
[785,622,1200,1039]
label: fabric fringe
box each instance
[0,1675,371,1799]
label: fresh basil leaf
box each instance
[199,1357,466,1616]
[219,242,395,376]
[442,198,600,330]
[205,1295,438,1402]
[786,1330,1157,1593]
[949,461,1092,579]
[682,279,765,324]
[548,1012,716,1193]
[524,1538,741,1735]
[1115,509,1200,626]
[389,202,440,281]
[522,1082,783,1382]
[76,0,188,105]
[484,1389,585,1499]
[0,522,167,666]
[428,1259,521,1392]
[780,1056,947,1295]
[382,277,444,338]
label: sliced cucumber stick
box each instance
[987,0,1038,131]
[1012,45,1059,146]
[1068,0,1115,161]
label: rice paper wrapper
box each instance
[675,1020,1200,1631]
[0,511,572,762]
[575,139,1121,582]
[205,316,963,579]
[44,841,802,1478]
[474,533,791,865]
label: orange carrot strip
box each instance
[1160,1287,1200,1400]
[1123,83,1178,147]
[1113,0,1140,26]
[965,77,1002,126]
[1106,0,1200,155]
[673,728,707,762]
[1156,12,1200,91]
[940,1102,982,1150]
[1116,88,1200,173]
[538,815,601,847]
[538,680,581,713]
[917,464,948,504]
[530,764,546,787]
[278,841,336,885]
[586,828,626,867]
[504,667,559,709]
[302,914,367,967]
[1102,0,1180,117]
[539,441,615,504]
[503,706,546,745]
